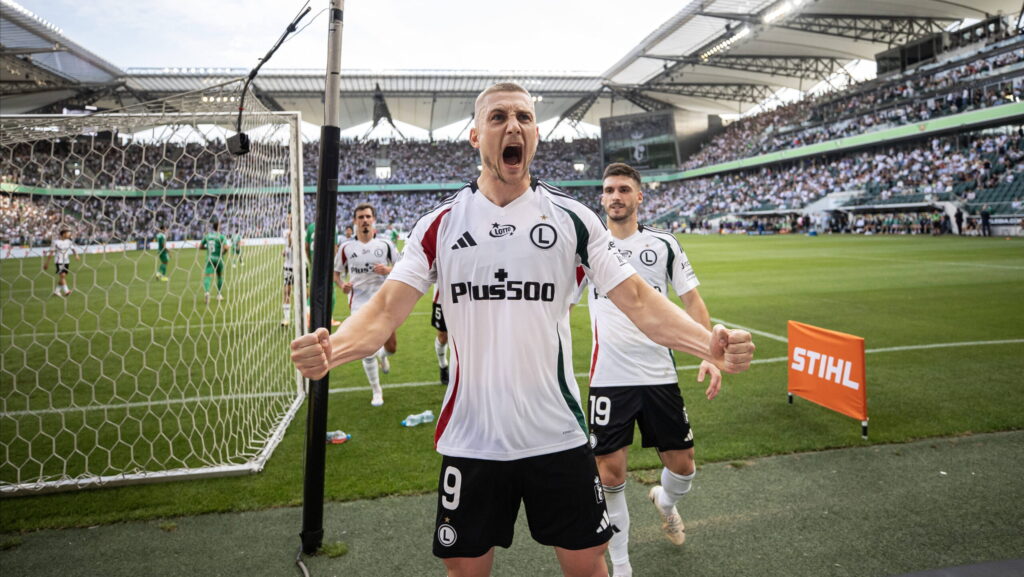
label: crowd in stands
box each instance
[659,129,1024,219]
[2,134,600,193]
[684,36,1024,168]
[5,29,1024,246]
[4,126,1022,246]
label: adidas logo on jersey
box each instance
[450,231,477,250]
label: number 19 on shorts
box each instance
[589,395,611,426]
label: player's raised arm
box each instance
[290,279,421,379]
[606,275,754,373]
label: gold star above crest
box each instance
[540,214,548,221]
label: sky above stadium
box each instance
[21,0,685,73]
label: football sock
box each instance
[216,274,223,292]
[203,276,211,293]
[435,337,448,369]
[362,356,380,389]
[604,482,630,569]
[658,468,695,512]
[282,304,289,320]
[159,263,167,276]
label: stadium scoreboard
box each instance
[601,108,719,172]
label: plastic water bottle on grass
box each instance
[401,410,434,427]
[326,430,351,444]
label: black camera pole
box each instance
[300,0,344,556]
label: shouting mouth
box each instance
[502,144,523,167]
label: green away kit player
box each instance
[200,221,228,304]
[155,227,170,281]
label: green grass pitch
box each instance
[1,233,1022,532]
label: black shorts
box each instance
[587,383,693,456]
[431,302,447,332]
[55,263,69,275]
[283,268,294,286]
[432,444,612,558]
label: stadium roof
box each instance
[0,0,123,114]
[603,0,1019,114]
[2,0,1020,133]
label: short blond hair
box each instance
[474,82,531,117]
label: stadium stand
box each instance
[683,34,1024,170]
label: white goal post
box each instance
[0,79,309,493]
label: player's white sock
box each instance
[362,356,381,397]
[658,468,695,513]
[282,304,289,321]
[62,284,70,295]
[603,482,631,573]
[434,337,448,369]
[363,356,380,385]
[377,347,392,358]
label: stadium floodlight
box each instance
[700,27,751,60]
[763,0,805,24]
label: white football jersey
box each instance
[576,224,700,387]
[282,229,294,270]
[52,238,75,264]
[335,236,399,311]
[388,179,635,461]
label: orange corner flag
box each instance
[787,321,867,423]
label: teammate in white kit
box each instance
[575,163,719,577]
[334,203,399,406]
[43,228,80,297]
[290,83,755,577]
[281,225,295,326]
[431,285,450,386]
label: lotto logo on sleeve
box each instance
[787,321,867,421]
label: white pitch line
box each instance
[4,339,1021,418]
[840,254,1024,271]
[1,319,277,340]
[0,391,295,418]
[711,318,788,342]
[864,339,1024,354]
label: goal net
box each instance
[0,79,308,493]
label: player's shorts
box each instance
[55,263,69,275]
[204,259,224,275]
[587,383,693,456]
[432,443,612,558]
[283,267,294,286]
[431,302,447,332]
[159,251,169,264]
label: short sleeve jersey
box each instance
[282,229,294,270]
[232,233,242,252]
[52,238,75,264]
[156,233,167,254]
[201,232,226,262]
[334,236,399,311]
[387,179,635,461]
[576,224,700,387]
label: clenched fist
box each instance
[291,327,333,380]
[710,324,755,374]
